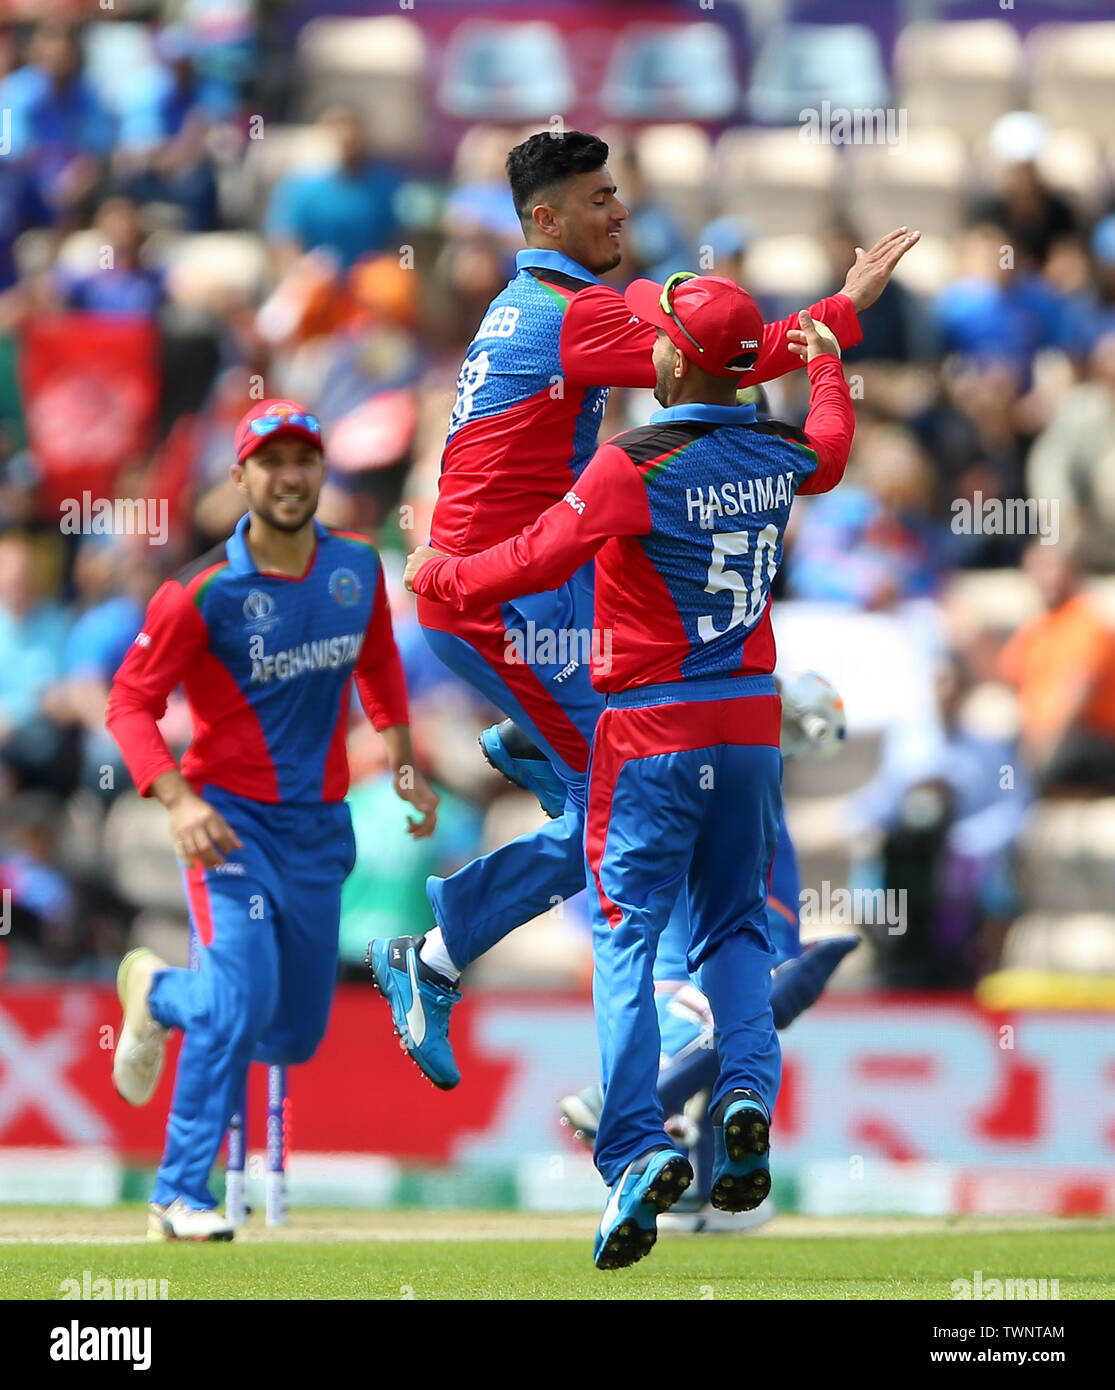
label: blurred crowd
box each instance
[3,11,1115,991]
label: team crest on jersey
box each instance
[328,567,361,607]
[242,589,278,632]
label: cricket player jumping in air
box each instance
[106,400,437,1241]
[406,278,856,1268]
[367,129,917,1091]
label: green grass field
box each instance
[3,1210,1114,1300]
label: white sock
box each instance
[420,928,461,982]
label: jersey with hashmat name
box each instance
[428,248,863,566]
[415,355,853,693]
[107,514,409,803]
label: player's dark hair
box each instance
[506,130,610,222]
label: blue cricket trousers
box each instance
[146,785,355,1209]
[420,564,689,967]
[585,677,784,1186]
[653,810,802,988]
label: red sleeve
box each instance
[105,580,208,796]
[751,294,862,386]
[354,567,410,729]
[414,443,651,610]
[559,284,657,388]
[559,286,862,391]
[795,354,856,495]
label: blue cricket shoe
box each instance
[770,934,860,1030]
[366,935,461,1090]
[710,1089,771,1213]
[594,1147,693,1271]
[479,720,567,819]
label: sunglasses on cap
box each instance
[659,271,704,355]
[249,410,321,438]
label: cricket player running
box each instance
[368,129,916,1090]
[106,399,437,1241]
[405,278,854,1269]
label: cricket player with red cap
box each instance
[367,129,917,1095]
[106,398,437,1241]
[405,278,855,1269]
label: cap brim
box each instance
[237,423,322,464]
[623,279,673,333]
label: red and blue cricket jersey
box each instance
[420,248,862,634]
[415,354,854,694]
[107,514,409,803]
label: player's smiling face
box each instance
[547,166,628,274]
[234,436,324,534]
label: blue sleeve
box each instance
[786,493,885,604]
[116,71,166,151]
[80,84,115,157]
[264,172,310,244]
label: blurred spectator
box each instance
[934,223,1072,368]
[1027,331,1115,572]
[264,107,404,273]
[0,791,78,971]
[922,358,1031,568]
[0,533,73,795]
[1084,215,1115,345]
[969,113,1078,272]
[848,654,1030,988]
[0,160,48,295]
[113,24,226,232]
[786,425,945,606]
[54,195,164,317]
[999,543,1115,795]
[54,538,154,796]
[0,21,112,229]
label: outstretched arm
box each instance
[407,443,651,609]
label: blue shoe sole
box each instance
[365,940,460,1091]
[478,729,566,819]
[711,1106,771,1213]
[595,1154,693,1271]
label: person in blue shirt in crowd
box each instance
[933,222,1075,372]
[0,533,73,796]
[0,21,112,228]
[0,163,48,294]
[264,107,404,274]
[114,25,230,232]
[54,197,164,318]
[786,423,946,607]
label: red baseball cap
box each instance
[625,274,764,379]
[234,398,323,465]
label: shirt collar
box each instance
[515,248,600,285]
[649,402,759,426]
[227,512,329,575]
